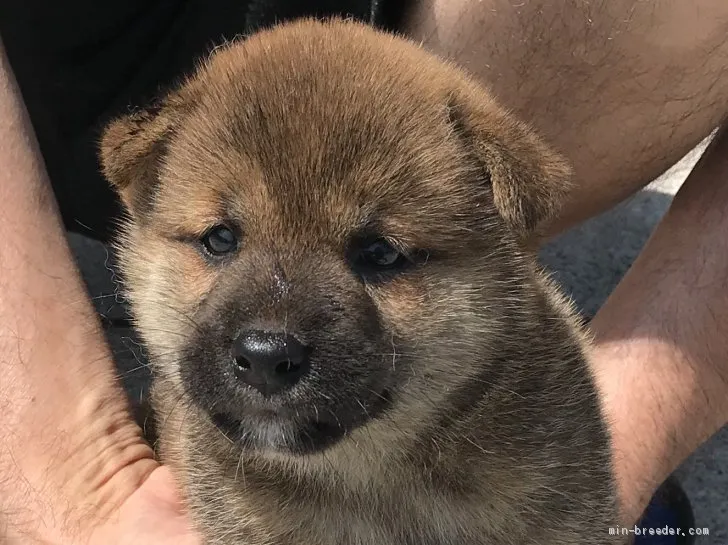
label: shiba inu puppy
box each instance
[100,18,619,545]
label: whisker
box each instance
[140,299,206,335]
[116,363,151,378]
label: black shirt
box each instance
[0,0,406,240]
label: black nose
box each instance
[231,330,310,396]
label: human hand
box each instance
[88,465,202,545]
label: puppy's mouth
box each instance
[210,389,393,455]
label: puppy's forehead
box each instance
[159,21,484,243]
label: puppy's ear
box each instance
[447,85,572,243]
[99,92,187,218]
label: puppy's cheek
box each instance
[171,247,220,311]
[128,237,219,352]
[368,278,429,338]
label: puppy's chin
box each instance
[205,389,394,456]
[210,411,347,455]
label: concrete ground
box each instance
[69,139,726,542]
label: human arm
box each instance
[0,37,199,545]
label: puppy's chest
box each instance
[212,474,469,545]
[302,494,458,545]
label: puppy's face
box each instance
[101,19,570,456]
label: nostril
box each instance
[233,357,251,371]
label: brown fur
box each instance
[100,18,619,545]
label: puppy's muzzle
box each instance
[231,330,311,396]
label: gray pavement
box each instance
[69,140,726,542]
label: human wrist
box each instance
[0,201,155,542]
[0,322,157,544]
[1,411,156,545]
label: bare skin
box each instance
[403,0,728,232]
[0,41,200,544]
[0,1,727,542]
[402,0,728,525]
[591,127,728,525]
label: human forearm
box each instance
[589,127,728,524]
[0,40,155,543]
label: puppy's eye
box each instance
[201,225,238,257]
[359,239,404,268]
[349,237,411,282]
